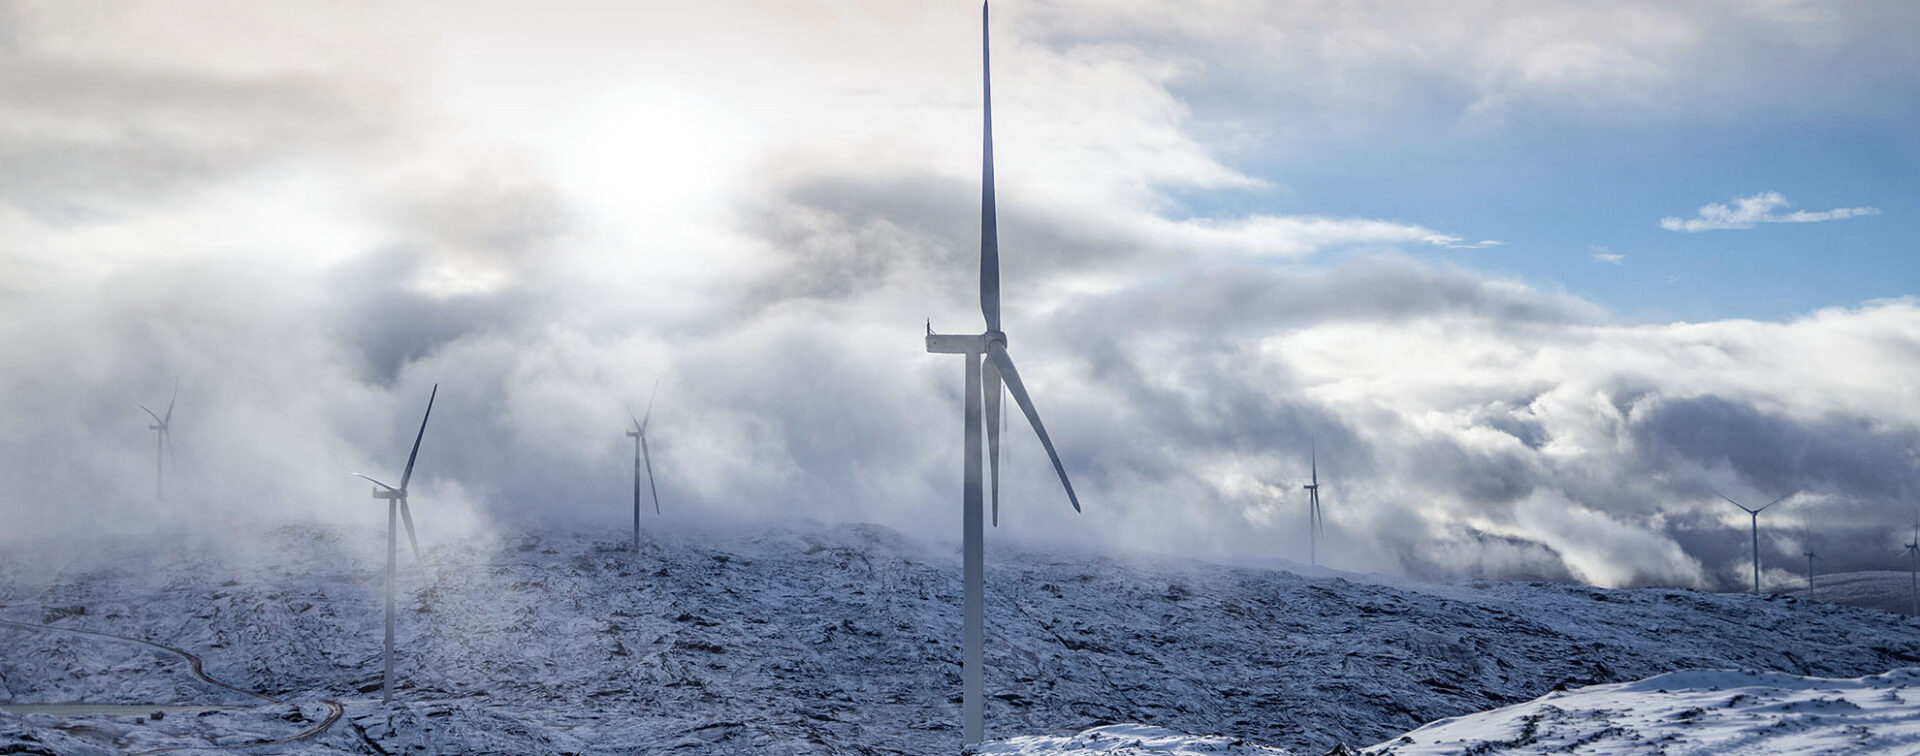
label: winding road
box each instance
[0,617,344,753]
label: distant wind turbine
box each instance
[1905,529,1918,617]
[352,383,437,703]
[1715,490,1789,594]
[140,378,178,501]
[923,3,1083,745]
[1303,446,1324,566]
[626,380,662,553]
[1802,551,1820,600]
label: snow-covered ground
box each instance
[4,522,1920,754]
[1363,667,1920,754]
[972,724,1289,755]
[974,668,1920,756]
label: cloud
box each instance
[1423,235,1505,250]
[1660,191,1881,232]
[1592,248,1624,264]
[2,0,1918,597]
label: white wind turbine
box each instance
[1303,446,1324,566]
[1802,550,1820,600]
[1715,490,1789,594]
[626,380,662,553]
[352,383,437,703]
[1905,528,1918,617]
[140,378,178,501]
[923,3,1083,745]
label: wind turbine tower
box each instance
[1802,551,1819,600]
[1905,530,1919,617]
[1716,491,1788,593]
[1303,447,1323,566]
[626,380,662,553]
[924,3,1084,744]
[140,378,178,501]
[352,383,437,703]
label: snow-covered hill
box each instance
[4,522,1919,754]
[1362,667,1920,755]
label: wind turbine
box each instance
[1905,529,1918,617]
[626,380,662,553]
[1715,490,1789,594]
[1303,446,1323,566]
[923,3,1082,745]
[352,383,436,703]
[1802,551,1820,600]
[140,378,178,501]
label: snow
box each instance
[1360,667,1920,755]
[971,724,1290,755]
[4,522,1920,754]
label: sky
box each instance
[2,0,1918,592]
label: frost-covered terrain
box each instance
[4,522,1920,754]
[975,668,1920,756]
[1361,667,1920,754]
[972,724,1289,755]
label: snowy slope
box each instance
[5,522,1920,754]
[1359,667,1920,755]
[972,724,1291,755]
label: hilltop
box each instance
[3,522,1918,754]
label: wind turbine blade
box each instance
[1756,493,1791,513]
[986,342,1078,512]
[641,378,661,433]
[984,358,1003,526]
[353,473,400,493]
[627,402,642,434]
[978,1,1000,333]
[1712,490,1756,514]
[632,436,642,517]
[163,428,175,463]
[641,435,661,515]
[141,405,165,426]
[399,499,422,563]
[1310,443,1318,487]
[164,377,178,424]
[399,384,438,491]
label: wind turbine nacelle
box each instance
[925,331,1005,355]
[149,424,164,430]
[626,430,641,438]
[372,488,403,500]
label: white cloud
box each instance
[1660,191,1881,232]
[1134,215,1493,258]
[1423,235,1505,250]
[2,0,1916,595]
[1593,248,1625,264]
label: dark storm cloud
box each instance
[1633,394,1920,504]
